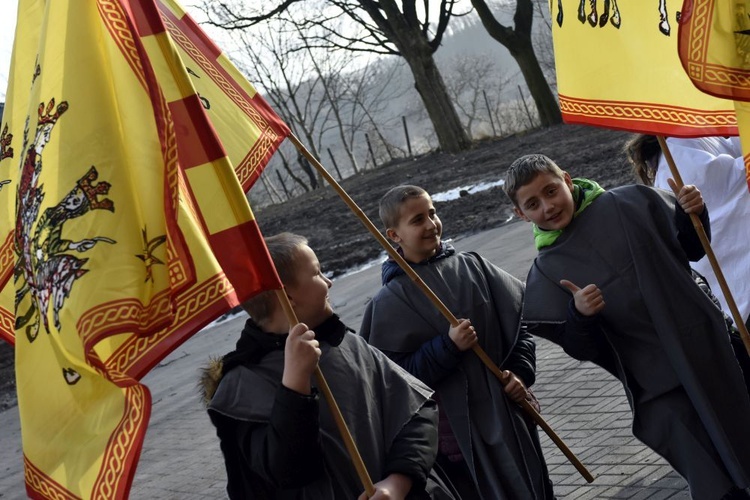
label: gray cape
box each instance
[524,184,750,495]
[210,332,435,499]
[361,252,552,500]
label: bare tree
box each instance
[278,145,313,194]
[470,0,562,127]
[296,29,362,174]
[231,26,327,189]
[443,54,513,139]
[531,0,557,89]
[257,171,285,204]
[200,0,474,153]
[339,59,408,162]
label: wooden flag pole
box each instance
[656,136,750,355]
[274,289,376,497]
[288,133,594,483]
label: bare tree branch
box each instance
[198,0,306,29]
[202,0,473,152]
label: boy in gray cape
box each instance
[202,232,455,499]
[506,153,750,500]
[361,185,555,500]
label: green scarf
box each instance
[533,178,605,250]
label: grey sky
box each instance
[0,1,17,101]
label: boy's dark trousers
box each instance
[435,453,477,500]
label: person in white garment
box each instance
[625,134,750,332]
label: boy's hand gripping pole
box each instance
[274,289,376,498]
[288,133,595,484]
[657,136,750,356]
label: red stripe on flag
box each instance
[0,232,13,290]
[157,1,222,59]
[127,0,167,37]
[0,306,15,346]
[168,95,226,169]
[90,384,150,500]
[209,220,282,302]
[24,454,82,500]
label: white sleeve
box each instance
[655,137,745,198]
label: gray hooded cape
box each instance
[210,331,440,499]
[361,251,552,500]
[524,184,750,498]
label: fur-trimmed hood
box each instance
[198,356,223,407]
[199,315,350,407]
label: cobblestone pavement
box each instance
[0,222,690,499]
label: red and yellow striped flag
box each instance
[678,0,750,188]
[155,0,289,191]
[0,0,286,497]
[550,0,738,137]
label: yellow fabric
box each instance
[735,101,750,188]
[0,0,284,497]
[550,0,737,136]
[677,0,750,188]
[156,0,289,190]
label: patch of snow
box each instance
[333,251,388,279]
[430,180,505,202]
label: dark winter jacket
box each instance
[202,314,447,499]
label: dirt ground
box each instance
[254,123,636,277]
[0,123,637,409]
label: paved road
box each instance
[0,221,689,499]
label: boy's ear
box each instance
[563,171,574,191]
[513,206,530,222]
[385,227,401,243]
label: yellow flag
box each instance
[551,0,737,136]
[155,0,289,191]
[677,0,750,188]
[0,0,285,497]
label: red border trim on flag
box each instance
[678,0,750,102]
[559,94,738,137]
[23,383,150,500]
[102,273,234,379]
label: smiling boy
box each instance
[505,154,750,500]
[361,185,555,499]
[201,232,454,499]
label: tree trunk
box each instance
[356,1,472,153]
[512,42,560,127]
[472,0,562,127]
[404,52,473,153]
[296,153,318,190]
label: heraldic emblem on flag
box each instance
[0,0,289,498]
[550,0,738,137]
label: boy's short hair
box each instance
[379,185,430,229]
[241,232,308,322]
[504,154,565,206]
